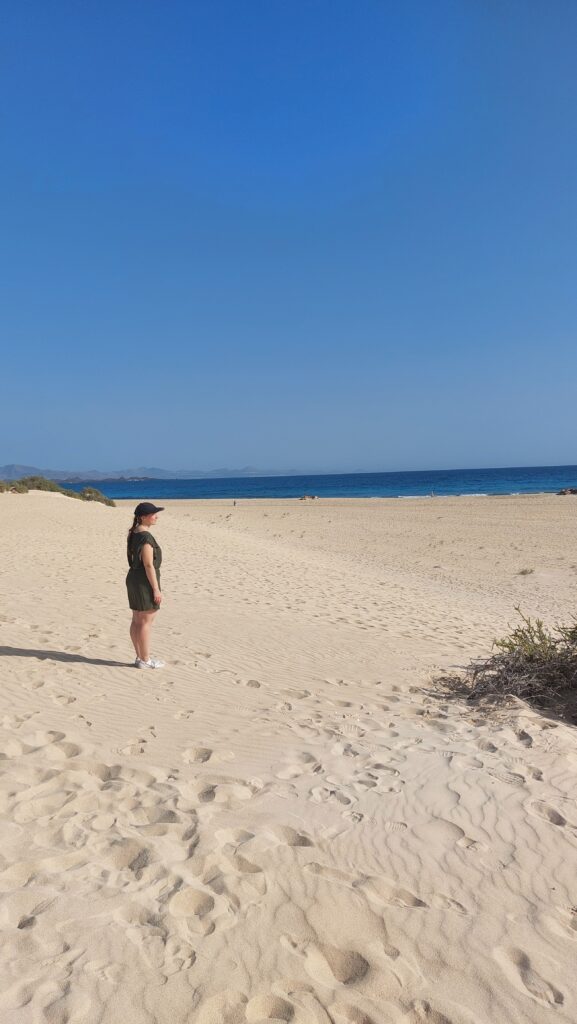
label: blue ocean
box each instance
[66,465,577,501]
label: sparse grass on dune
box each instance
[436,608,577,725]
[0,476,115,507]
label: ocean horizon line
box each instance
[68,463,577,483]
[94,462,577,482]
[3,460,577,483]
[56,465,577,502]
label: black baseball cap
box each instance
[134,502,165,517]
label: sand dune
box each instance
[1,491,576,1023]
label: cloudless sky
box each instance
[1,0,576,473]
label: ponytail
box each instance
[127,515,140,566]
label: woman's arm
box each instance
[140,543,162,604]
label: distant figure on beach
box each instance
[126,502,165,669]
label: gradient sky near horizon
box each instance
[1,1,576,474]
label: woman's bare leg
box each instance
[130,610,156,661]
[138,611,156,662]
[130,612,140,658]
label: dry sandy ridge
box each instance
[1,490,576,1024]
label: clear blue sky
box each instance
[1,1,576,473]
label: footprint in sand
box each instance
[487,768,525,787]
[119,737,148,755]
[180,775,261,811]
[0,891,56,930]
[311,785,353,807]
[73,714,92,727]
[274,752,323,780]
[217,848,265,881]
[408,998,473,1023]
[28,729,66,746]
[44,740,81,760]
[222,674,263,688]
[528,801,568,828]
[51,693,76,705]
[305,863,429,910]
[430,894,469,915]
[359,876,430,911]
[267,824,313,847]
[516,729,533,747]
[494,946,564,1006]
[331,741,361,758]
[245,994,295,1022]
[92,835,150,873]
[342,810,364,824]
[413,818,481,851]
[182,746,213,764]
[201,844,267,901]
[214,828,255,847]
[383,820,407,833]
[282,935,370,987]
[168,886,217,935]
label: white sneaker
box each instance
[135,657,165,669]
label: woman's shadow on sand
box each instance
[0,646,130,668]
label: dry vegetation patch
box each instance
[0,476,115,506]
[436,609,577,725]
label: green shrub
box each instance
[79,486,115,507]
[3,474,115,507]
[435,608,577,724]
[19,475,61,491]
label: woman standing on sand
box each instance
[126,502,165,669]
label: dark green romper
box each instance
[126,531,162,611]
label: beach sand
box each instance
[1,491,576,1023]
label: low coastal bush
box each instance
[0,476,115,507]
[436,608,577,724]
[18,475,61,492]
[78,486,115,507]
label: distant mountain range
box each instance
[0,464,285,482]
